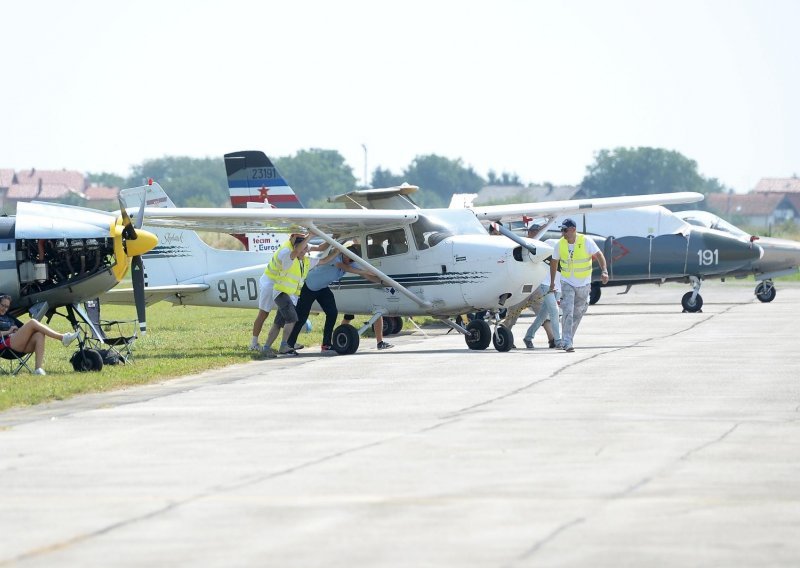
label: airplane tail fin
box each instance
[225,150,303,209]
[224,151,302,250]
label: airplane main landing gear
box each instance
[332,324,360,355]
[589,282,602,305]
[465,319,492,350]
[755,280,776,303]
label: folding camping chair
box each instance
[0,315,34,375]
[80,298,138,364]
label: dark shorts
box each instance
[273,292,299,326]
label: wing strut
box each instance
[307,222,433,311]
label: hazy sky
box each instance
[2,0,797,192]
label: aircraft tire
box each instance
[390,316,403,335]
[70,348,104,372]
[465,320,492,350]
[681,291,703,312]
[589,282,602,305]
[492,325,514,352]
[755,281,777,303]
[382,317,392,336]
[332,324,360,355]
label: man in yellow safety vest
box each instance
[548,218,609,352]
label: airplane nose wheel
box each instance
[755,281,776,303]
[681,291,703,312]
[492,325,514,352]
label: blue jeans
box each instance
[524,284,561,343]
[559,281,590,348]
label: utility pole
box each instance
[361,143,368,188]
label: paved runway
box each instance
[1,282,799,567]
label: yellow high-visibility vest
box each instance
[265,241,293,278]
[558,234,592,279]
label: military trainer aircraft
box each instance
[0,191,157,341]
[108,151,703,354]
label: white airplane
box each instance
[108,151,703,354]
[0,190,158,351]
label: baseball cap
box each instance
[559,218,577,230]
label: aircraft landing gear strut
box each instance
[681,276,704,313]
[755,280,777,303]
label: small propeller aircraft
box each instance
[677,210,800,303]
[107,150,703,354]
[0,190,158,342]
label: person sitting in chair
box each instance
[0,294,79,375]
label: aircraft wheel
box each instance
[382,317,392,336]
[589,282,602,305]
[332,324,360,355]
[389,316,403,335]
[681,291,703,312]
[755,281,776,303]
[71,348,104,372]
[465,320,492,350]
[492,325,514,352]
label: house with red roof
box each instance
[0,167,120,213]
[707,177,800,230]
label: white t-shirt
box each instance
[551,236,600,287]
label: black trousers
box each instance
[287,284,338,347]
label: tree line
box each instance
[87,147,728,210]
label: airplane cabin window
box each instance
[366,228,408,257]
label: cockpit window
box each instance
[411,210,485,250]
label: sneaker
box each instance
[249,342,261,352]
[33,368,47,376]
[62,331,79,346]
[523,339,534,349]
[261,347,278,359]
[320,344,337,356]
[548,339,556,348]
[278,344,298,356]
[290,343,305,350]
[377,341,394,350]
[565,346,575,353]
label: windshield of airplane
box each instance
[679,211,749,238]
[411,209,485,249]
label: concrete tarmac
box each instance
[1,282,799,567]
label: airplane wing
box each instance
[100,284,210,305]
[469,192,704,223]
[140,207,419,235]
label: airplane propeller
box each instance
[116,194,156,335]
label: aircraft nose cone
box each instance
[125,229,158,257]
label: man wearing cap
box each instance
[550,218,609,352]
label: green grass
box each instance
[0,303,330,412]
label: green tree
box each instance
[274,149,357,207]
[581,147,715,199]
[401,154,485,208]
[487,170,521,186]
[86,171,125,188]
[126,156,228,207]
[371,166,404,189]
